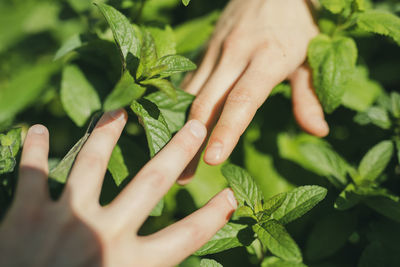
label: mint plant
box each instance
[308,0,400,114]
[54,2,197,188]
[195,164,327,266]
[1,0,400,266]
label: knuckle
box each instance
[185,222,208,242]
[227,90,255,106]
[190,98,210,120]
[174,135,198,158]
[79,151,104,169]
[255,40,271,52]
[144,169,167,189]
[222,33,241,54]
[215,123,234,136]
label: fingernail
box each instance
[30,125,46,135]
[109,109,125,121]
[204,142,223,163]
[226,189,238,210]
[188,120,206,139]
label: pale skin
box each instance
[0,110,237,267]
[180,0,328,183]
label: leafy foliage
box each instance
[198,164,326,264]
[131,99,171,157]
[254,220,302,263]
[308,35,358,113]
[0,128,22,175]
[60,65,101,127]
[357,10,400,46]
[222,164,264,212]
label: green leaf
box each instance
[354,107,392,130]
[357,140,394,185]
[49,134,90,183]
[182,0,191,6]
[259,193,287,220]
[334,184,362,210]
[364,196,400,223]
[200,259,222,267]
[270,83,292,98]
[0,128,22,175]
[50,114,101,183]
[195,222,253,256]
[254,220,302,263]
[221,164,264,212]
[261,257,307,267]
[180,256,201,267]
[103,72,146,111]
[107,145,129,186]
[95,2,140,61]
[145,89,194,133]
[277,133,335,178]
[358,241,400,267]
[271,186,327,225]
[336,185,398,211]
[175,11,219,54]
[308,34,358,113]
[146,25,176,58]
[305,212,357,261]
[357,10,400,46]
[137,28,158,79]
[299,143,349,187]
[141,78,177,101]
[391,92,400,118]
[154,55,196,77]
[149,198,164,216]
[0,64,56,124]
[342,66,382,112]
[130,99,171,157]
[235,206,255,218]
[320,0,347,14]
[61,65,101,127]
[54,34,91,61]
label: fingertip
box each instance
[177,168,194,185]
[108,108,128,122]
[225,188,238,210]
[305,116,329,138]
[294,108,330,138]
[212,188,237,221]
[204,141,225,165]
[29,124,48,136]
[176,176,193,186]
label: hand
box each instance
[0,110,237,267]
[180,0,328,182]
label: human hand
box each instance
[0,110,237,267]
[180,0,328,182]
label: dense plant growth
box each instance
[1,0,400,266]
